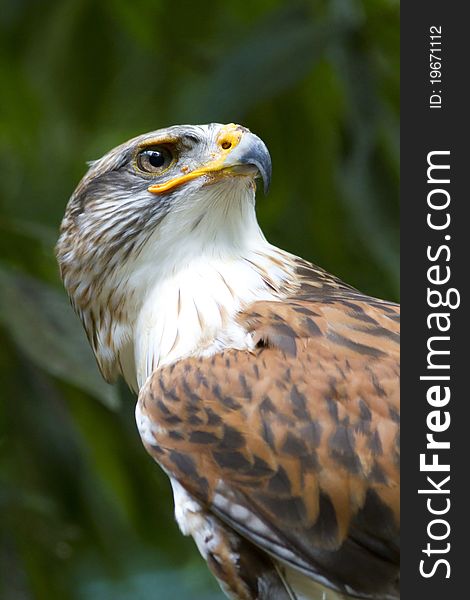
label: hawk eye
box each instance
[137,145,173,173]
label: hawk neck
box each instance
[131,243,296,389]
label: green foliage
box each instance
[0,0,399,598]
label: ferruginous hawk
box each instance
[56,123,400,600]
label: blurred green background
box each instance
[0,0,399,598]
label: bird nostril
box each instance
[221,140,232,150]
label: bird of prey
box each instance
[56,123,400,600]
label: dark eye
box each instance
[137,145,173,173]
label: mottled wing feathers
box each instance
[138,291,400,598]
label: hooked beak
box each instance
[147,124,272,195]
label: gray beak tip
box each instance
[239,136,272,196]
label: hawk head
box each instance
[56,123,278,389]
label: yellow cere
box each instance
[147,123,243,194]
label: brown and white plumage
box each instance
[57,123,400,599]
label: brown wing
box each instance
[138,293,400,599]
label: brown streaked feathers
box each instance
[138,282,400,599]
